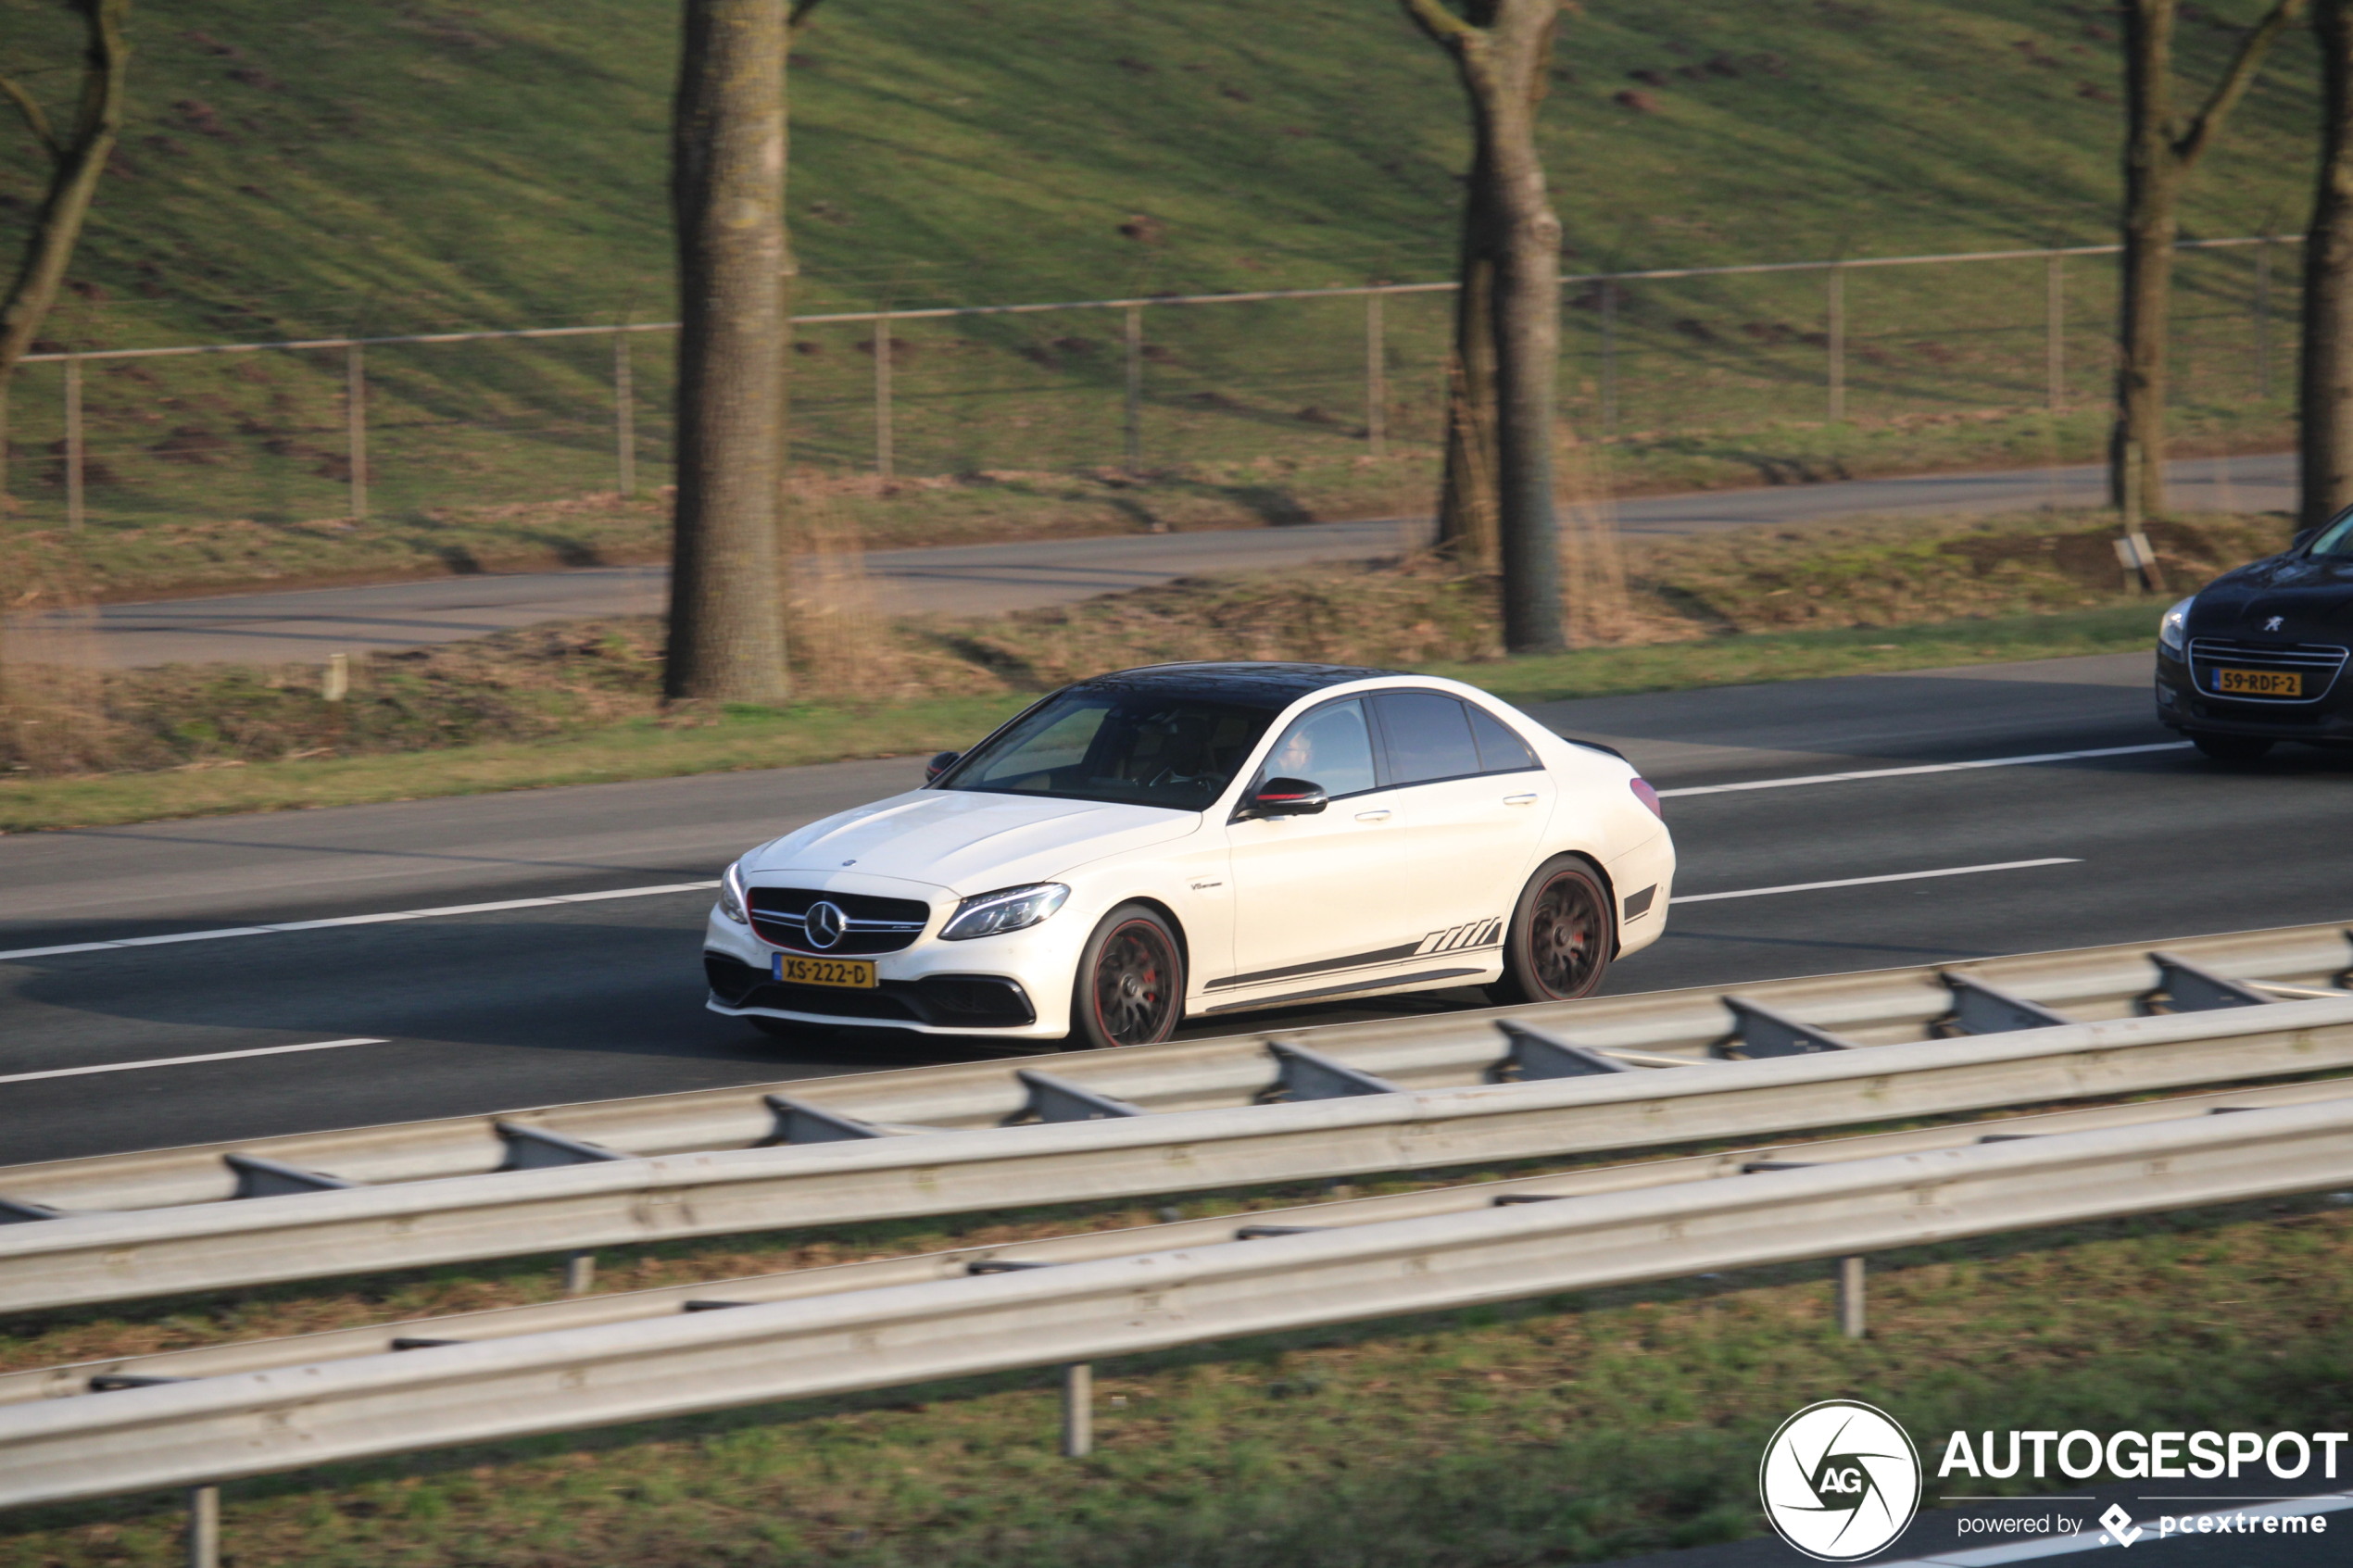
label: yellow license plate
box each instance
[2214,668,2303,697]
[774,955,877,989]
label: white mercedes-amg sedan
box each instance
[703,662,1674,1049]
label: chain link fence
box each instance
[4,235,2300,533]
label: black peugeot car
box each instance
[2157,508,2353,759]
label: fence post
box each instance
[1599,278,1618,438]
[346,343,368,521]
[64,353,85,533]
[1062,1361,1094,1457]
[1123,303,1143,472]
[1826,264,1846,422]
[186,1484,220,1568]
[614,331,636,496]
[1365,291,1386,458]
[1838,1257,1866,1339]
[874,316,894,483]
[2255,235,2273,401]
[2046,253,2066,412]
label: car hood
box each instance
[2189,553,2353,640]
[744,789,1201,893]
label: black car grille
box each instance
[2185,638,2349,704]
[747,886,931,955]
[702,953,1034,1029]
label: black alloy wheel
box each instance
[1072,903,1185,1049]
[1491,856,1614,1005]
[2187,731,2275,762]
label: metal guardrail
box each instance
[1,922,2350,1312]
[8,921,2348,1211]
[10,1071,2350,1409]
[4,1091,2351,1510]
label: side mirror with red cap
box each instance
[1237,777,1328,820]
[925,751,961,784]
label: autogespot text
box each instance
[1937,1429,2350,1482]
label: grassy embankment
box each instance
[0,1172,2346,1566]
[0,508,2285,832]
[0,0,2318,590]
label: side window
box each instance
[1372,691,1482,785]
[1466,702,1540,773]
[1262,699,1378,798]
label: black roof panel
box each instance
[1070,661,1409,707]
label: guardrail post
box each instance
[1826,264,1846,422]
[186,1484,220,1568]
[1123,304,1143,473]
[2045,253,2066,412]
[64,353,84,533]
[873,316,894,483]
[2255,235,2273,401]
[563,1250,595,1295]
[1365,291,1386,458]
[1061,1361,1093,1457]
[1599,278,1618,437]
[614,331,635,496]
[346,343,368,521]
[1839,1256,1867,1338]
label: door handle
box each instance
[1354,809,1392,822]
[1503,793,1539,806]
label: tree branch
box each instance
[2176,0,2308,167]
[1400,0,1478,50]
[0,75,59,161]
[787,0,826,37]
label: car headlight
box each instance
[940,883,1069,941]
[2158,596,2194,655]
[717,859,749,924]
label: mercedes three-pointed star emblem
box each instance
[803,900,849,949]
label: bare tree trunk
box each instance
[1405,0,1564,655]
[0,0,130,513]
[2304,0,2353,529]
[1435,199,1500,572]
[666,0,794,704]
[2113,0,2305,517]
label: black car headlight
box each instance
[717,859,749,924]
[940,883,1070,941]
[2158,596,2194,655]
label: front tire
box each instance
[1489,856,1614,1005]
[2188,731,2274,762]
[1068,903,1185,1049]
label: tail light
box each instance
[1629,778,1663,819]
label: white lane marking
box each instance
[0,880,721,964]
[1672,858,2081,905]
[0,1036,386,1086]
[1656,742,2192,799]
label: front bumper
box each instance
[702,901,1083,1038]
[2156,646,2353,745]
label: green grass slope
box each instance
[0,0,2322,543]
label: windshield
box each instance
[2309,509,2353,558]
[936,688,1278,810]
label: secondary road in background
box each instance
[21,451,2294,668]
[5,640,2350,1169]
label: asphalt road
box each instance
[4,642,2350,1171]
[15,451,2295,669]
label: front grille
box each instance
[748,886,931,955]
[2185,638,2349,704]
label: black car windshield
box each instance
[935,688,1277,811]
[2309,510,2353,558]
